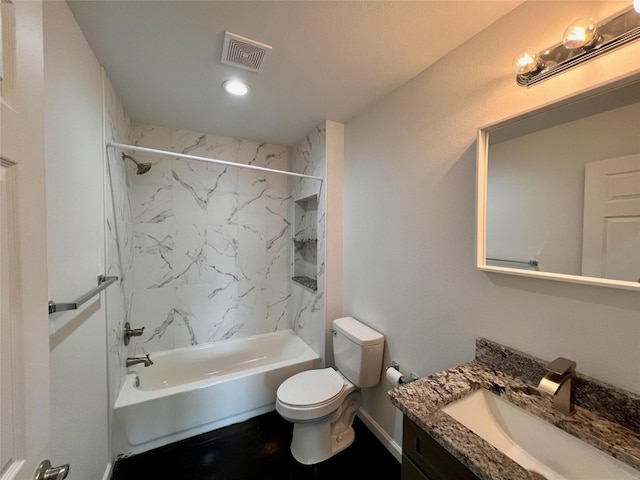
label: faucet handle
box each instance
[546,357,576,375]
[123,322,145,346]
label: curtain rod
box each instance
[106,142,324,182]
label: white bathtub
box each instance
[113,330,321,455]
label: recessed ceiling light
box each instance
[222,80,250,96]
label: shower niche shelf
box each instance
[293,238,317,245]
[292,195,318,291]
[291,276,317,291]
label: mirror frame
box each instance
[476,72,640,292]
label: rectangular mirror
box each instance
[477,73,640,291]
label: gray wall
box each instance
[343,0,640,452]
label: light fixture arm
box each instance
[515,7,640,87]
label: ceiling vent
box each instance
[221,32,272,73]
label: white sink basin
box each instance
[441,389,640,480]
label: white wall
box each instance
[324,120,344,364]
[123,123,292,354]
[103,72,133,462]
[290,124,328,359]
[44,2,110,478]
[343,0,640,453]
[289,120,344,362]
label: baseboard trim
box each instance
[102,462,112,480]
[356,409,402,463]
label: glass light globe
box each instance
[512,50,541,75]
[562,18,599,49]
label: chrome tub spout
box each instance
[126,354,153,368]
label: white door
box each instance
[582,154,640,283]
[0,2,56,479]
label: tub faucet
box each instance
[537,356,576,415]
[126,354,153,368]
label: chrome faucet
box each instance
[126,354,153,368]
[537,357,576,415]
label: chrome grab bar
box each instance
[48,275,118,315]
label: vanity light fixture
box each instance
[514,6,640,86]
[222,79,250,96]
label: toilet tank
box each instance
[332,317,384,388]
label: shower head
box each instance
[135,162,152,175]
[122,153,152,175]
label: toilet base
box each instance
[289,391,361,465]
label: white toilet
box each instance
[276,317,385,465]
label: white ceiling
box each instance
[68,0,523,146]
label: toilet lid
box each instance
[278,368,345,406]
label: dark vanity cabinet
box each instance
[402,416,480,480]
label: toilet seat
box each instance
[278,368,345,406]
[276,368,354,421]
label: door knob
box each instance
[34,460,69,480]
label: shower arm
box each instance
[107,142,324,182]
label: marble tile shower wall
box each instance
[289,124,326,358]
[127,123,294,353]
[104,76,133,411]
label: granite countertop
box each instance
[388,338,640,480]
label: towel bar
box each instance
[486,257,538,268]
[48,275,118,315]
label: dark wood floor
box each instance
[111,410,401,480]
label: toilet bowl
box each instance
[276,368,354,420]
[276,368,361,464]
[275,317,385,465]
